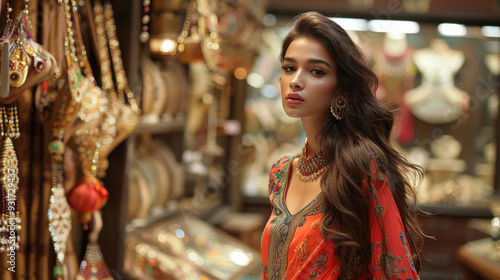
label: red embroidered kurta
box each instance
[261,154,419,279]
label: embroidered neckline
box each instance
[282,153,324,217]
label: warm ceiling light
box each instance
[482,26,500,38]
[438,23,467,37]
[329,18,368,31]
[368,20,420,34]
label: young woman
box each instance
[260,12,425,279]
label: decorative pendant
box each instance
[0,137,21,253]
[296,139,330,183]
[67,65,84,103]
[5,104,21,139]
[76,212,113,280]
[66,174,109,224]
[76,243,113,280]
[0,103,22,254]
[77,81,105,123]
[9,49,29,88]
[33,56,46,72]
[48,139,72,279]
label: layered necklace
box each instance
[297,139,330,182]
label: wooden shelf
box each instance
[133,117,185,135]
[419,203,493,219]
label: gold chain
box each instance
[177,0,197,52]
[70,0,95,81]
[103,3,140,114]
[93,1,117,102]
[63,0,78,70]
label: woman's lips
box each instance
[286,93,304,104]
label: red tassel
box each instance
[66,175,109,223]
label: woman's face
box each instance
[280,36,338,120]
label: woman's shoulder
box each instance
[268,153,298,194]
[270,153,297,172]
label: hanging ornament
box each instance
[76,212,113,280]
[0,137,20,253]
[8,49,29,88]
[48,138,73,280]
[66,175,109,224]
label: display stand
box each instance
[458,239,500,280]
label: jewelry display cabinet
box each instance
[99,0,267,278]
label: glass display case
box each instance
[125,213,261,279]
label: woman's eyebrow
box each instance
[307,59,331,68]
[283,57,331,68]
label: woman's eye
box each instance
[311,69,326,75]
[281,65,295,72]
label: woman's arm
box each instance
[366,162,419,279]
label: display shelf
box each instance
[469,218,496,237]
[419,203,493,218]
[133,117,185,135]
[126,201,231,234]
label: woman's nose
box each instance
[290,76,304,91]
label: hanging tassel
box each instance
[76,212,113,280]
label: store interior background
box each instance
[0,0,499,279]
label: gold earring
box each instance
[330,93,347,120]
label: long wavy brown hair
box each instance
[280,12,425,278]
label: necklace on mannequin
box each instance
[297,139,330,183]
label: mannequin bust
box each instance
[427,135,465,180]
[374,32,415,143]
[405,39,470,124]
[375,33,413,100]
[383,32,408,57]
[426,135,466,203]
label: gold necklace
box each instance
[296,139,330,183]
